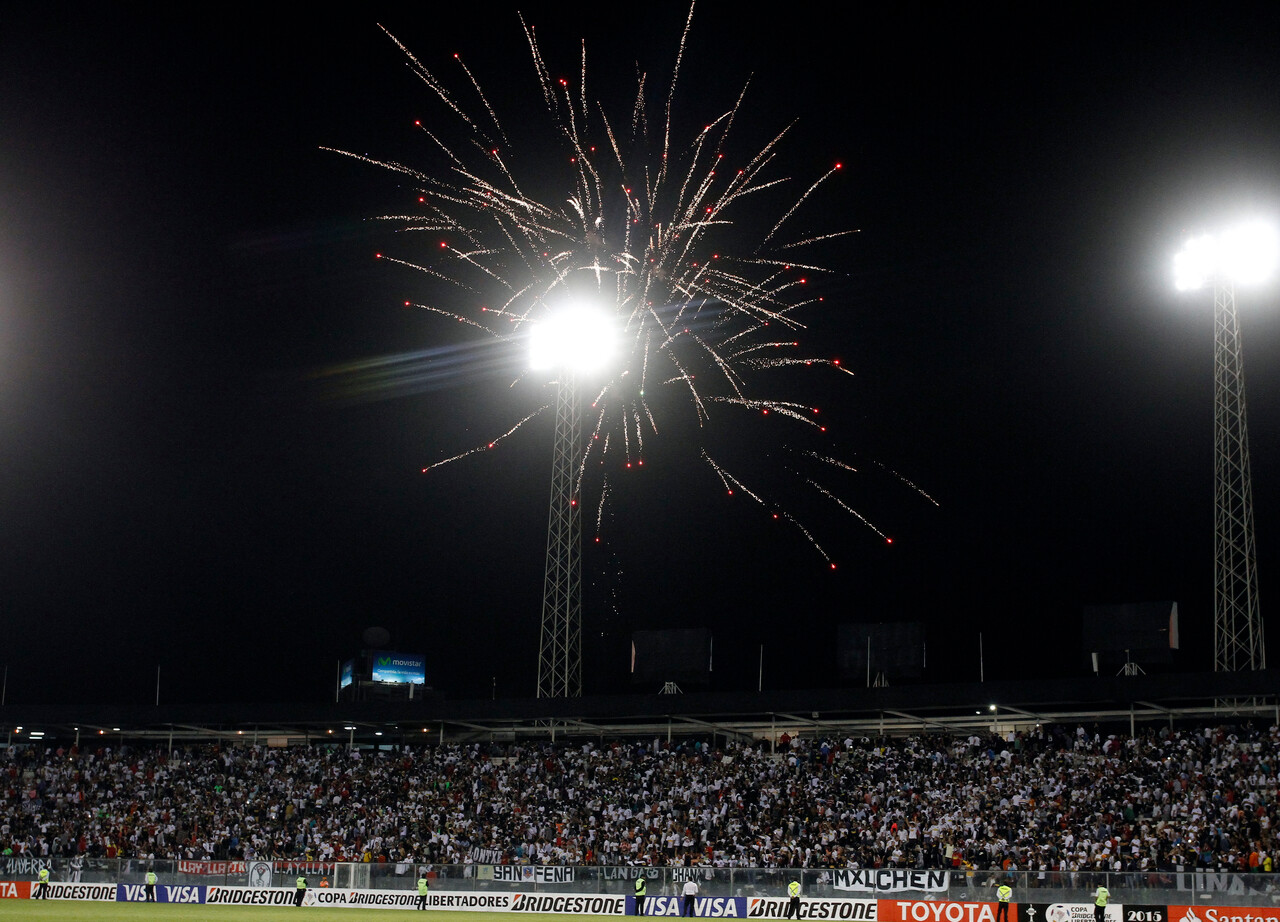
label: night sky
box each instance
[4,4,1280,706]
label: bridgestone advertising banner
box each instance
[834,871,950,894]
[514,895,627,914]
[748,897,878,919]
[34,882,117,901]
[205,886,297,905]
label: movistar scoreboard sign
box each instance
[371,651,426,685]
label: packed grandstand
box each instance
[1,722,1276,878]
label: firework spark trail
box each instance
[760,163,846,250]
[321,147,429,182]
[450,52,510,151]
[701,451,831,562]
[805,477,891,543]
[333,6,911,563]
[421,407,548,472]
[520,16,558,116]
[803,451,858,473]
[803,452,939,506]
[743,357,856,376]
[866,459,940,506]
[405,301,499,333]
[596,475,611,533]
[709,397,820,427]
[380,24,486,140]
[778,229,862,250]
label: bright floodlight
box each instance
[1175,220,1280,291]
[529,302,617,373]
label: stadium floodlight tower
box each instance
[1174,219,1279,676]
[529,301,618,698]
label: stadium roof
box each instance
[2,670,1277,748]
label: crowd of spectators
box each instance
[1,723,1278,877]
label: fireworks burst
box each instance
[327,5,924,563]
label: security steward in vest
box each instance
[1093,885,1109,922]
[145,869,158,902]
[34,867,50,900]
[996,882,1012,922]
[294,875,307,908]
[634,874,646,915]
[786,879,802,919]
[417,872,430,910]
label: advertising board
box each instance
[1023,904,1126,922]
[748,897,877,919]
[1168,906,1280,922]
[117,884,204,902]
[877,899,1017,922]
[371,651,426,684]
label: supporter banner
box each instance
[470,846,504,864]
[630,896,747,917]
[748,897,877,919]
[275,860,338,876]
[0,883,30,899]
[492,866,576,883]
[178,860,246,875]
[117,884,204,903]
[603,867,661,880]
[0,857,47,877]
[834,871,949,894]
[1169,907,1280,922]
[38,882,117,901]
[672,868,716,883]
[1022,905,1123,922]
[1173,875,1267,895]
[878,899,1020,922]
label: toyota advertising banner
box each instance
[877,899,1020,922]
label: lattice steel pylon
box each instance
[536,374,583,698]
[1213,279,1266,673]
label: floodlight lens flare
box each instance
[1174,234,1217,291]
[1174,221,1279,290]
[1221,220,1280,286]
[529,303,618,373]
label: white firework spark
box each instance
[329,4,924,561]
